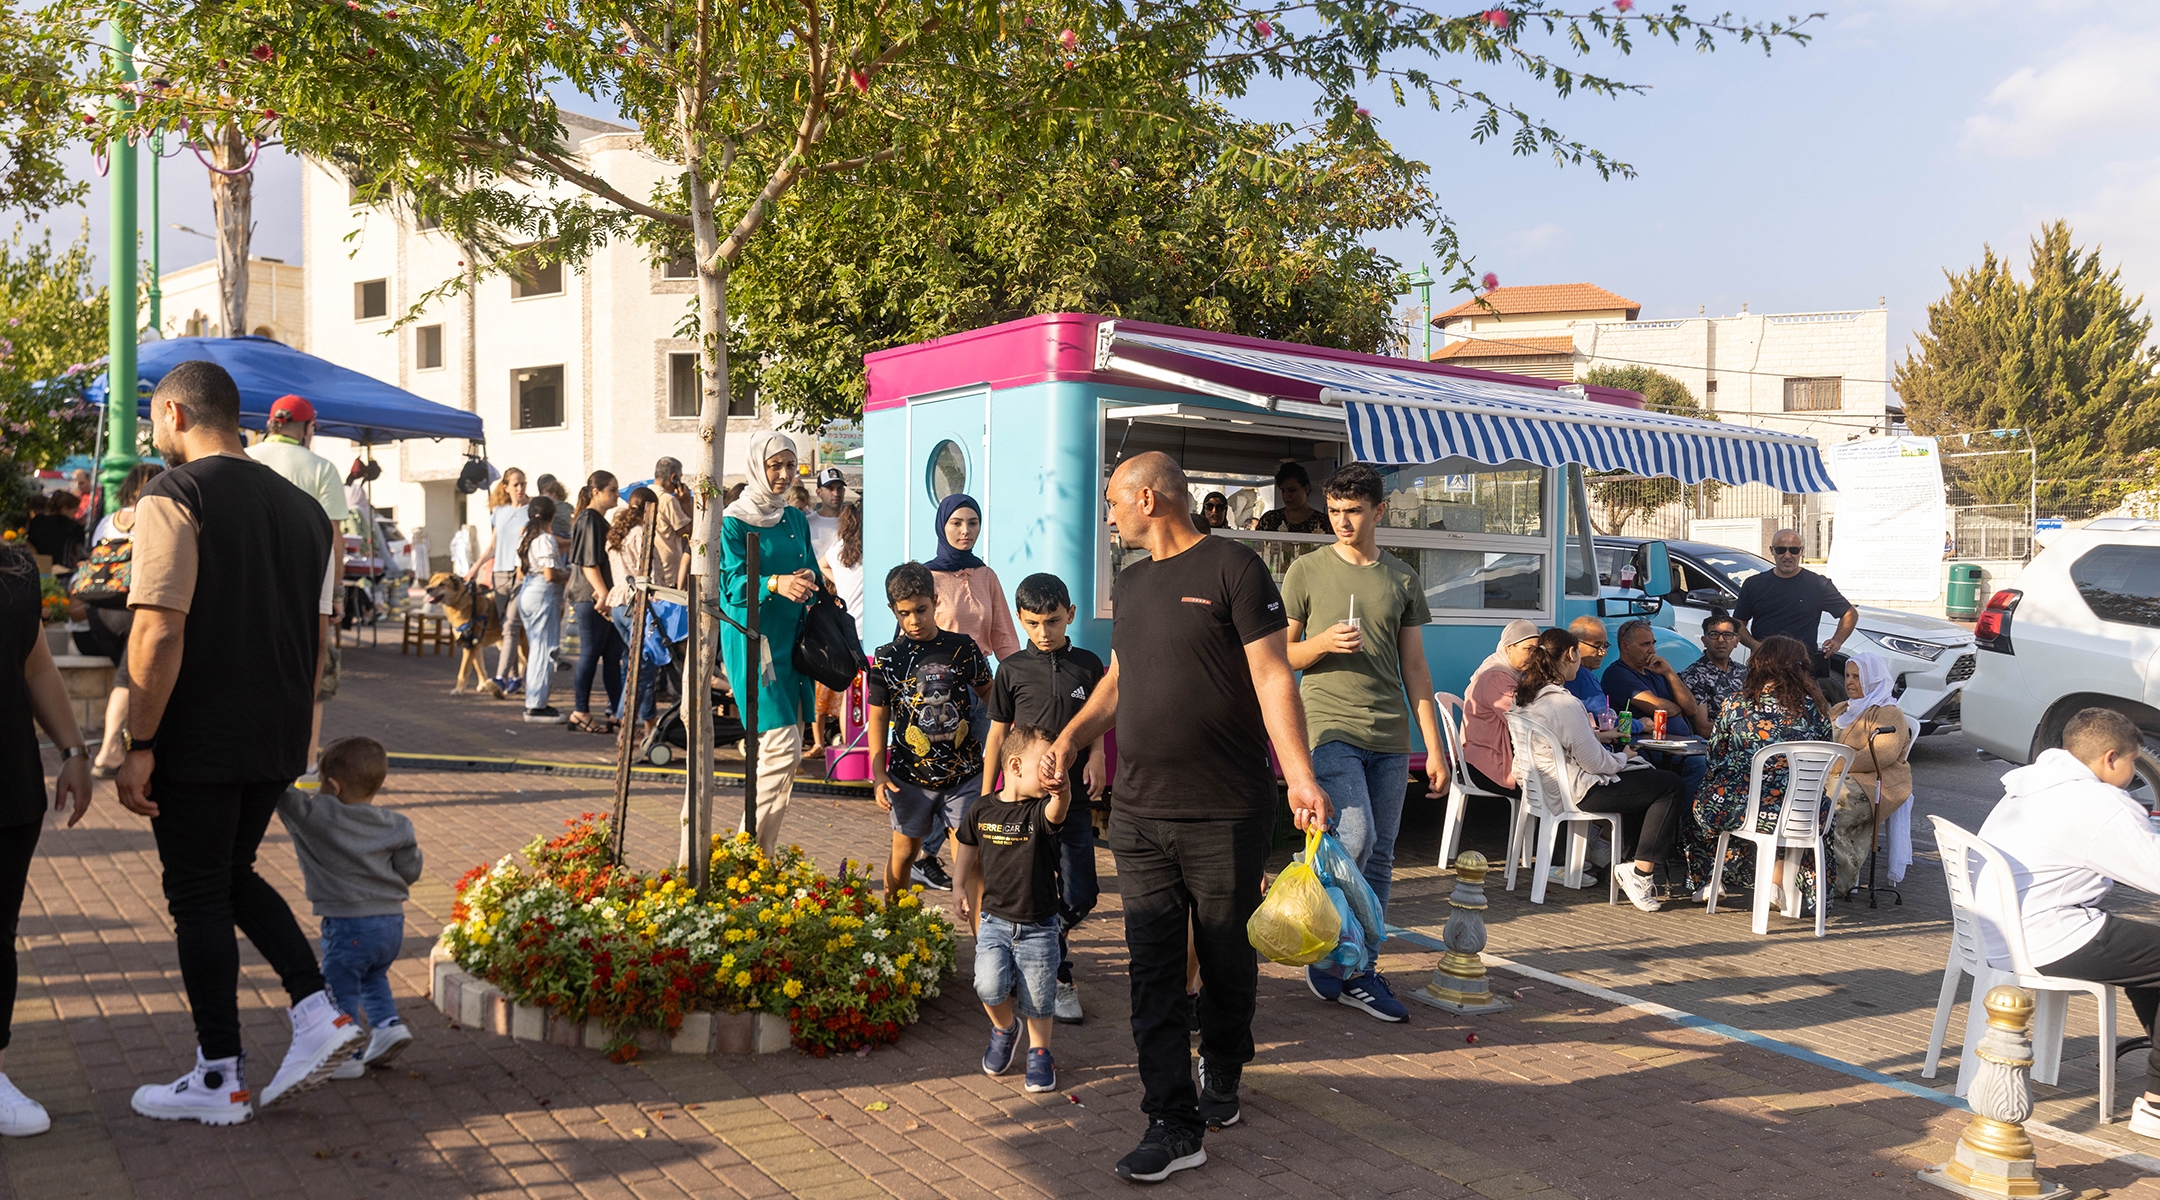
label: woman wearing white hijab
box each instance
[1829,651,1914,890]
[719,432,825,855]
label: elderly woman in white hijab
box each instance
[1829,651,1915,891]
[719,432,825,855]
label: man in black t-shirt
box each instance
[1044,452,1330,1184]
[1733,528,1858,698]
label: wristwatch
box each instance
[58,746,87,762]
[123,728,157,754]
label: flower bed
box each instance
[446,816,955,1057]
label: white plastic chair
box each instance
[1434,691,1524,871]
[1924,816,2118,1122]
[1502,711,1619,907]
[1704,741,1854,937]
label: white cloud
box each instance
[1963,29,2160,156]
[2070,157,2160,309]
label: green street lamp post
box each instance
[1404,263,1434,361]
[99,27,141,508]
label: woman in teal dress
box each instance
[1683,634,1835,908]
[719,431,824,855]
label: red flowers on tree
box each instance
[1481,8,1510,28]
[1482,272,1500,291]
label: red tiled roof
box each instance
[1435,283,1641,323]
[1429,335,1577,361]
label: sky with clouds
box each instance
[30,0,2160,369]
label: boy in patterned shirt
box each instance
[869,563,993,902]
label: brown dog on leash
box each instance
[426,571,506,697]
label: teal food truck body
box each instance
[861,314,1835,747]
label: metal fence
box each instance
[1588,480,1829,556]
[1949,504,2032,561]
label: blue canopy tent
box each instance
[85,336,485,443]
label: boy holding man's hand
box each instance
[958,724,1073,1095]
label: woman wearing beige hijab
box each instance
[718,432,825,855]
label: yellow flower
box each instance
[897,895,919,910]
[895,954,914,971]
[733,971,752,989]
[473,931,492,947]
[661,879,677,893]
[642,924,658,938]
[908,982,921,995]
[720,953,736,970]
[782,979,804,999]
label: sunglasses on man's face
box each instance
[1771,547,1802,556]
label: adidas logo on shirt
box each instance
[1070,687,1087,699]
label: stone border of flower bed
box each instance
[427,940,790,1056]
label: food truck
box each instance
[860,313,1834,703]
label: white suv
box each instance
[1963,519,2160,798]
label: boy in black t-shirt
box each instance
[981,573,1104,1024]
[957,723,1073,1094]
[868,563,993,902]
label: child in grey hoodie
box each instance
[276,737,422,1078]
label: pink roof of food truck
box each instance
[862,313,1646,412]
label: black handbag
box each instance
[792,590,866,689]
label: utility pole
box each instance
[147,132,161,334]
[99,25,140,508]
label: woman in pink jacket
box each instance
[1461,620,1541,796]
[926,493,1019,663]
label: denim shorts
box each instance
[888,774,981,840]
[974,913,1061,1019]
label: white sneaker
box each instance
[131,1052,253,1126]
[361,1021,413,1067]
[331,1049,366,1081]
[2131,1096,2160,1141]
[1053,981,1084,1025]
[259,991,363,1109]
[1616,865,1664,913]
[1545,865,1598,889]
[0,1073,49,1136]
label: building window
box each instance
[415,211,441,231]
[663,251,696,280]
[1704,379,1718,396]
[509,243,563,298]
[1782,376,1842,412]
[667,352,700,417]
[355,279,388,320]
[416,324,444,371]
[514,366,565,429]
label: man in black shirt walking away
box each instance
[1732,527,1858,702]
[1044,452,1331,1184]
[116,361,363,1126]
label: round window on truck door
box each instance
[927,439,968,505]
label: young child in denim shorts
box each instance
[868,562,991,902]
[957,723,1073,1093]
[275,736,423,1078]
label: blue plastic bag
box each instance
[1322,885,1368,974]
[1308,829,1385,960]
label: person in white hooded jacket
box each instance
[1510,628,1685,913]
[1976,707,2160,1138]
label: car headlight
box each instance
[1867,632,1949,662]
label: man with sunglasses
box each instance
[1732,529,1858,700]
[1679,613,1750,725]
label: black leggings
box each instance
[0,817,41,1051]
[1578,767,1684,865]
[1467,762,1521,799]
[2040,915,2160,1093]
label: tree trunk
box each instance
[207,122,252,337]
[677,139,728,887]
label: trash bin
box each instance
[1947,563,1984,620]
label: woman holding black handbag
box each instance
[719,433,826,855]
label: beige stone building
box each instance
[157,256,306,348]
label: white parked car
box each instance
[1596,537,1977,734]
[1963,519,2160,800]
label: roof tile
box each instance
[1435,283,1641,323]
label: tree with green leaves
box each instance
[0,226,108,468]
[725,112,1437,429]
[1899,220,2160,512]
[1580,363,1714,531]
[0,7,89,217]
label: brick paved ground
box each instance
[1,637,2151,1197]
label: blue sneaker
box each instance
[1338,971,1409,1023]
[1305,965,1344,1002]
[982,1024,1020,1076]
[1023,1049,1056,1093]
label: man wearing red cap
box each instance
[248,396,349,774]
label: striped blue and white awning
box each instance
[1097,325,1835,493]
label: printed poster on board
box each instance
[1824,436,1945,602]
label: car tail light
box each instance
[1975,589,2021,652]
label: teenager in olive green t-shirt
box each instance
[1281,463,1448,1021]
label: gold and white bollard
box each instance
[1408,852,1511,1015]
[1920,985,2067,1199]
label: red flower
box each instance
[1254,19,1272,37]
[251,44,274,61]
[1355,106,1370,119]
[1481,272,1500,291]
[849,70,868,91]
[1481,8,1510,28]
[1059,28,1077,49]
[1614,0,1632,8]
[262,108,279,119]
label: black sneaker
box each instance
[1113,1119,1206,1183]
[911,857,953,891]
[1186,990,1200,1033]
[523,706,569,725]
[1197,1056,1240,1130]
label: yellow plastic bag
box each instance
[1247,829,1341,966]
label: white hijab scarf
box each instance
[1834,650,1898,729]
[722,431,798,529]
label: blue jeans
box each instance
[572,600,624,718]
[1311,741,1410,960]
[611,607,660,724]
[974,914,1061,1020]
[320,914,404,1028]
[518,580,563,710]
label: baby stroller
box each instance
[635,687,747,766]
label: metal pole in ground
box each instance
[742,532,761,848]
[606,505,658,867]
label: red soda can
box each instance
[1652,709,1668,740]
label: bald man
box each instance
[1046,451,1329,1183]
